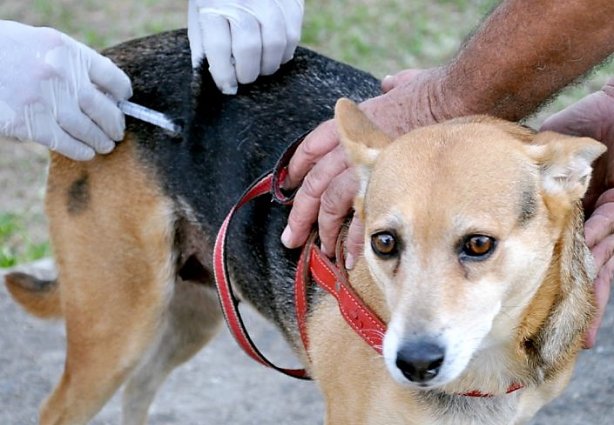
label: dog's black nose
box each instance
[395,341,445,383]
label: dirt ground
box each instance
[1,260,613,424]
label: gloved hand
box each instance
[188,0,304,95]
[0,20,132,161]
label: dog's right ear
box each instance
[335,98,392,197]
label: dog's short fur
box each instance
[5,30,605,425]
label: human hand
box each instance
[541,79,614,347]
[583,189,614,348]
[187,0,304,95]
[281,68,456,267]
[0,20,132,161]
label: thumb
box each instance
[345,214,365,270]
[539,107,576,134]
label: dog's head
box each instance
[335,99,605,391]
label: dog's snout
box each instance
[395,341,445,384]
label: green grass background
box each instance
[0,0,612,265]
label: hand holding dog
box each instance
[281,0,614,266]
[0,20,132,161]
[281,68,451,266]
[187,0,304,95]
[541,79,614,348]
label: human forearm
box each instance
[439,0,614,121]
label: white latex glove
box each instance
[188,0,304,95]
[0,20,132,161]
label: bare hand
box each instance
[281,68,454,267]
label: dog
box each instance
[4,29,605,425]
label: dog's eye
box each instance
[461,235,496,259]
[371,232,398,258]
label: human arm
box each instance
[0,20,132,161]
[281,0,614,261]
[187,0,304,94]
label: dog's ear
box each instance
[528,131,606,201]
[335,98,392,199]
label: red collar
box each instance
[212,170,523,397]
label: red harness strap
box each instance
[213,167,524,396]
[213,173,309,379]
[294,233,386,354]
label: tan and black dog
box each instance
[5,30,605,425]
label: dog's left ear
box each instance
[529,131,606,201]
[335,98,392,196]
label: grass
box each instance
[0,213,50,268]
[0,0,612,266]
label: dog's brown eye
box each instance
[371,232,398,258]
[461,235,496,259]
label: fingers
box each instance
[284,119,339,188]
[584,191,614,248]
[584,194,614,348]
[584,254,614,348]
[58,32,132,101]
[317,168,358,256]
[282,143,350,249]
[256,6,286,76]
[78,87,125,143]
[279,0,304,63]
[50,132,96,161]
[27,109,95,161]
[228,11,262,84]
[46,33,128,152]
[56,95,114,154]
[345,214,365,270]
[189,0,303,93]
[199,12,238,94]
[86,48,133,101]
[187,0,206,69]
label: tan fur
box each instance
[11,138,222,425]
[306,99,603,425]
[5,99,603,425]
[4,273,62,318]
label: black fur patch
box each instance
[67,173,90,215]
[518,186,537,226]
[178,254,212,285]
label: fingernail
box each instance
[99,143,115,154]
[281,226,293,248]
[221,83,238,95]
[345,253,355,270]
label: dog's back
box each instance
[109,29,381,341]
[5,30,382,424]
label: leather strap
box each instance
[213,172,310,379]
[271,130,310,205]
[299,240,386,353]
[213,137,524,396]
